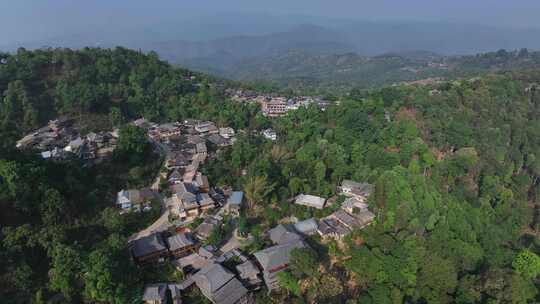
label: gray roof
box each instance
[212,277,248,304]
[130,233,167,258]
[334,209,361,229]
[193,263,249,304]
[341,180,373,196]
[194,263,234,294]
[197,193,215,207]
[142,284,167,301]
[196,217,221,239]
[208,134,228,146]
[196,142,207,153]
[294,218,318,235]
[268,224,302,245]
[169,169,183,181]
[294,194,326,209]
[342,197,369,211]
[172,183,198,204]
[253,240,305,271]
[187,135,205,145]
[199,245,217,258]
[319,218,350,236]
[236,260,260,279]
[355,209,376,227]
[167,233,195,251]
[227,192,243,206]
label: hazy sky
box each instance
[2,0,540,45]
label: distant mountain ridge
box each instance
[149,24,356,64]
[187,48,540,93]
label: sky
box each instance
[2,0,540,45]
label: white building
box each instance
[294,194,327,209]
[262,129,277,141]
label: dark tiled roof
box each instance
[253,240,305,271]
[130,233,167,258]
[167,233,196,251]
[268,224,302,245]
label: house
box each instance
[196,216,221,240]
[208,134,230,147]
[166,152,191,170]
[187,135,206,145]
[168,169,184,184]
[261,99,287,117]
[183,161,199,183]
[167,233,199,259]
[169,184,200,221]
[219,127,235,139]
[317,208,375,240]
[196,142,208,155]
[317,218,350,240]
[130,233,169,264]
[236,260,262,287]
[294,194,327,209]
[193,263,251,304]
[224,191,243,215]
[268,224,302,245]
[142,283,182,304]
[157,123,182,140]
[198,193,216,213]
[64,137,85,154]
[116,188,155,210]
[293,218,318,236]
[253,240,306,291]
[341,197,369,214]
[339,180,373,202]
[195,121,219,135]
[262,129,277,141]
[194,173,210,193]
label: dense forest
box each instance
[1,48,540,303]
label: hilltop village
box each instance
[118,119,374,303]
[17,115,375,304]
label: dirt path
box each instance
[128,210,172,242]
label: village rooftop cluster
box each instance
[225,89,332,117]
[15,117,118,164]
[15,114,375,303]
[128,151,376,304]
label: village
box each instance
[14,115,376,304]
[121,119,375,304]
[225,89,332,117]
[15,117,118,164]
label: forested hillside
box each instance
[203,71,540,302]
[196,48,540,94]
[0,47,258,150]
[1,48,540,303]
[0,48,260,304]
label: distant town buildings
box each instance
[225,89,332,117]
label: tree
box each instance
[512,250,540,279]
[108,106,124,127]
[84,250,124,303]
[40,188,67,227]
[115,125,150,163]
[277,271,301,297]
[243,176,274,213]
[48,244,82,300]
[289,248,319,278]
